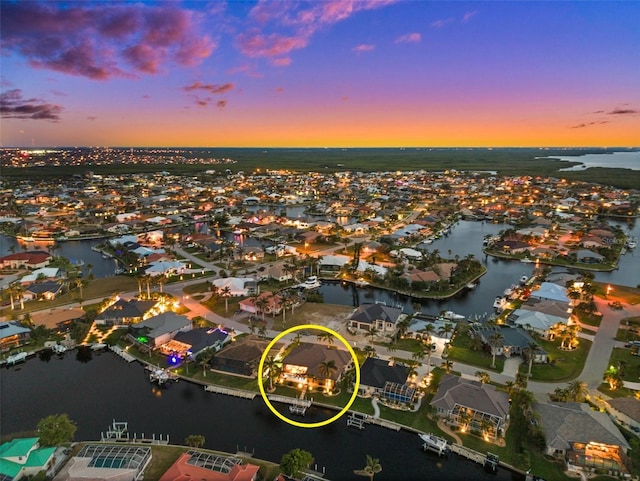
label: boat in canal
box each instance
[419,433,450,456]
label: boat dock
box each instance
[146,365,177,385]
[4,351,28,366]
[449,444,500,472]
[267,394,312,415]
[204,385,257,399]
[346,412,401,431]
[419,433,450,456]
[110,345,136,362]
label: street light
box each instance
[606,285,612,298]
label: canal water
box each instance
[0,352,520,481]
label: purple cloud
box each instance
[462,10,478,23]
[395,32,421,44]
[0,2,215,80]
[570,120,610,129]
[183,82,234,94]
[0,89,63,121]
[431,17,455,28]
[608,108,639,115]
[353,44,375,54]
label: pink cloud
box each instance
[353,44,375,54]
[237,0,397,62]
[395,32,421,44]
[0,2,215,80]
[216,100,227,108]
[271,57,292,67]
[431,17,455,28]
[275,87,284,94]
[462,10,478,23]
[183,82,234,94]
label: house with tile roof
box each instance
[281,342,352,392]
[158,450,259,481]
[348,304,405,335]
[358,357,415,404]
[430,374,510,440]
[0,251,51,270]
[534,402,630,473]
[606,397,640,434]
[95,299,158,326]
[0,437,55,481]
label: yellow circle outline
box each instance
[258,324,361,428]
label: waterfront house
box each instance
[210,336,284,377]
[211,277,256,297]
[530,282,571,303]
[0,321,31,351]
[606,397,640,434]
[158,450,259,481]
[534,402,630,473]
[238,291,283,315]
[53,444,151,481]
[163,327,230,359]
[511,298,572,339]
[128,311,191,348]
[280,342,352,392]
[348,304,405,335]
[95,299,158,326]
[0,251,51,270]
[358,357,415,404]
[18,267,64,285]
[574,249,606,264]
[430,374,510,440]
[0,437,55,481]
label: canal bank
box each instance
[1,352,521,481]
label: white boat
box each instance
[6,351,28,365]
[493,296,507,311]
[441,311,465,321]
[520,275,529,284]
[91,343,107,351]
[52,344,67,354]
[627,237,638,249]
[299,276,322,290]
[503,285,516,296]
[419,433,449,456]
[520,258,533,263]
[466,283,476,289]
[355,278,370,287]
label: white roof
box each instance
[21,267,60,283]
[531,282,570,303]
[513,309,569,331]
[211,277,254,296]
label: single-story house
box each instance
[211,278,256,297]
[574,249,606,264]
[19,267,63,285]
[530,282,571,303]
[54,444,151,481]
[128,312,192,348]
[95,299,158,326]
[210,336,284,378]
[0,251,51,270]
[158,451,259,481]
[23,281,64,301]
[471,325,548,363]
[280,342,352,392]
[430,374,510,440]
[163,327,230,359]
[534,402,630,473]
[0,437,55,481]
[358,357,415,403]
[0,321,31,351]
[348,304,405,334]
[607,397,640,434]
[511,309,569,340]
[238,291,283,315]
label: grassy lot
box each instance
[377,337,424,353]
[575,310,603,328]
[139,445,186,480]
[605,347,640,383]
[616,317,640,342]
[526,338,591,382]
[271,303,354,331]
[448,332,505,373]
[595,283,640,305]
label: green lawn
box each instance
[606,347,640,383]
[448,333,505,372]
[526,338,592,382]
[595,283,640,305]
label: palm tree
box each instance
[255,297,268,322]
[395,317,411,340]
[367,325,379,343]
[469,335,484,351]
[263,355,282,391]
[318,360,338,391]
[354,455,382,481]
[504,380,517,396]
[475,371,491,384]
[220,286,232,313]
[412,349,426,363]
[438,323,455,340]
[567,379,589,402]
[440,359,454,374]
[524,341,539,377]
[487,331,504,369]
[316,331,335,348]
[196,351,212,377]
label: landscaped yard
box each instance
[595,283,640,305]
[448,332,505,373]
[526,337,591,382]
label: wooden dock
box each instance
[110,345,136,362]
[204,385,257,399]
[346,412,401,431]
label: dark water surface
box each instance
[1,353,520,481]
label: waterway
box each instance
[0,352,520,481]
[540,151,640,171]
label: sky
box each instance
[1,0,639,148]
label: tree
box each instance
[37,414,77,446]
[255,297,268,322]
[367,325,379,343]
[440,359,454,374]
[184,434,205,448]
[220,286,232,313]
[524,341,539,377]
[318,360,338,390]
[264,355,282,391]
[354,455,382,481]
[316,331,335,348]
[487,331,504,369]
[475,371,491,384]
[566,379,589,402]
[279,448,314,478]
